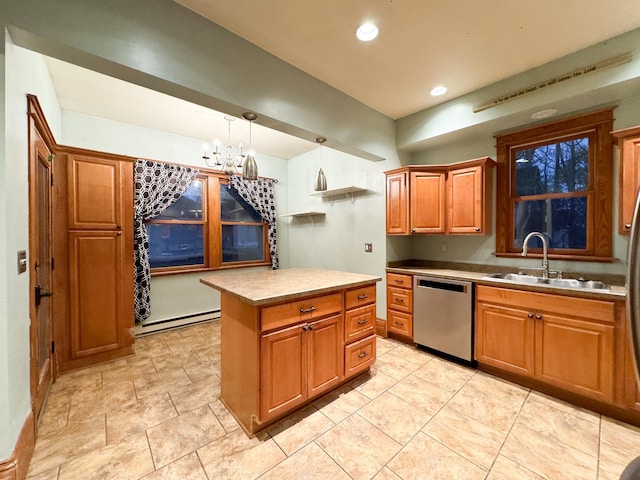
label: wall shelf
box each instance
[309,185,367,204]
[280,211,326,223]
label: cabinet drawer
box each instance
[387,286,413,314]
[345,284,376,310]
[345,304,376,343]
[261,293,342,332]
[387,273,412,289]
[387,310,413,337]
[345,334,376,377]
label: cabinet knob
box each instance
[535,314,542,320]
[116,224,122,230]
[358,352,368,359]
[412,228,416,232]
[475,227,481,232]
[625,223,632,230]
[527,313,534,318]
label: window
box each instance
[495,108,614,260]
[147,173,270,273]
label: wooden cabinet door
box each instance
[387,309,413,338]
[447,166,484,234]
[617,131,640,234]
[386,171,409,234]
[475,302,535,377]
[410,171,445,233]
[68,155,125,230]
[307,314,344,398]
[535,313,614,402]
[261,324,306,421]
[68,230,132,359]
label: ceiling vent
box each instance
[473,53,632,113]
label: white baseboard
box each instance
[135,310,221,336]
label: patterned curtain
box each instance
[228,176,279,269]
[133,159,199,322]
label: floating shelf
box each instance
[309,185,367,204]
[280,211,326,218]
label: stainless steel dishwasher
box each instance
[413,276,474,363]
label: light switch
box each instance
[365,243,373,253]
[17,250,27,274]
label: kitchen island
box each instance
[200,267,381,436]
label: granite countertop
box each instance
[200,267,382,306]
[387,266,626,301]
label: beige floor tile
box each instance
[387,432,487,480]
[267,405,334,456]
[28,415,106,476]
[411,357,474,392]
[26,466,59,480]
[598,417,640,479]
[152,350,202,372]
[133,366,193,398]
[388,344,433,366]
[375,350,424,380]
[140,452,207,480]
[501,422,598,480]
[197,429,286,480]
[371,467,402,480]
[518,396,600,457]
[375,337,401,356]
[49,370,101,399]
[388,373,453,416]
[209,399,239,433]
[58,432,154,480]
[316,413,401,480]
[258,442,351,480]
[486,454,545,479]
[101,358,157,387]
[168,376,221,414]
[358,391,430,444]
[37,396,70,436]
[465,371,530,402]
[146,404,226,468]
[423,405,505,470]
[182,355,221,382]
[527,390,600,424]
[313,384,370,423]
[103,380,138,413]
[446,383,524,433]
[106,392,177,445]
[350,368,398,400]
[134,336,171,358]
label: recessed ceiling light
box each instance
[356,23,378,41]
[530,108,558,120]
[430,85,447,96]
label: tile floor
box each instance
[27,320,640,480]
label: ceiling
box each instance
[175,0,640,119]
[44,1,640,161]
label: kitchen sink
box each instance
[483,273,610,291]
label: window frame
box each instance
[147,171,271,275]
[494,108,614,261]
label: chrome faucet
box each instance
[522,231,549,279]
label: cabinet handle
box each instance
[357,318,368,325]
[394,298,404,303]
[357,294,368,300]
[535,314,542,320]
[527,313,534,318]
[300,306,316,313]
[625,223,632,230]
[358,352,368,359]
[394,321,404,326]
[394,279,404,283]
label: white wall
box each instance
[0,39,61,458]
[61,110,290,323]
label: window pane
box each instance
[514,197,587,249]
[155,180,203,220]
[148,224,204,268]
[222,224,264,263]
[514,137,589,196]
[220,185,262,222]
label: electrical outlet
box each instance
[365,243,373,253]
[17,250,27,274]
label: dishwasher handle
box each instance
[415,278,468,294]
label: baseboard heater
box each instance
[135,309,221,336]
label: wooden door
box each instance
[475,302,535,377]
[386,171,409,234]
[448,166,483,233]
[28,119,54,420]
[535,313,614,402]
[616,130,640,234]
[68,155,122,230]
[410,171,445,233]
[260,324,306,421]
[307,314,344,398]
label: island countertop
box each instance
[200,267,382,306]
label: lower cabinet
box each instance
[476,286,615,403]
[260,314,343,421]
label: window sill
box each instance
[493,252,616,263]
[151,261,272,277]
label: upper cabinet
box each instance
[613,126,640,235]
[385,157,495,235]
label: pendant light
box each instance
[314,137,327,191]
[242,112,258,180]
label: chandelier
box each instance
[202,112,258,180]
